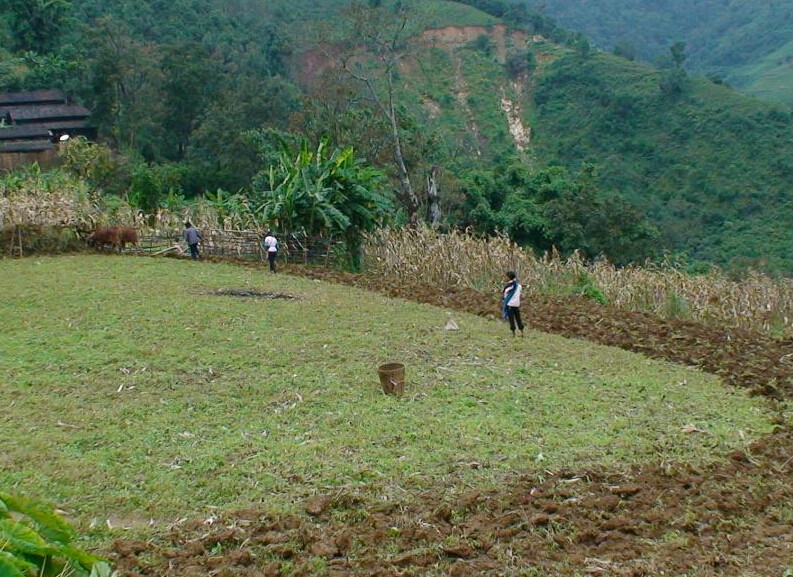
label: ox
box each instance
[86,226,140,253]
[118,227,140,252]
[86,226,122,252]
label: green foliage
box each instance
[61,137,123,193]
[0,491,113,577]
[2,0,72,53]
[531,50,793,273]
[251,136,393,269]
[454,163,659,265]
[159,42,218,161]
[520,0,793,103]
[574,271,608,305]
[469,34,495,56]
[128,163,185,214]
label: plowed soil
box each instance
[117,260,793,576]
[113,431,793,577]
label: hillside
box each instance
[361,18,793,271]
[529,51,793,271]
[0,255,775,524]
[520,0,793,106]
[4,0,793,272]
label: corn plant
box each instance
[364,226,793,335]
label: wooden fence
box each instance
[135,230,339,266]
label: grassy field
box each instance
[0,256,774,541]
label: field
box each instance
[1,255,792,576]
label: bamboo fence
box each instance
[135,230,338,266]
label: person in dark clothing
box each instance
[502,270,524,337]
[184,221,202,260]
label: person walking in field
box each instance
[502,270,524,337]
[262,231,279,273]
[184,221,202,261]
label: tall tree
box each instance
[160,42,217,161]
[332,1,421,224]
[5,0,71,54]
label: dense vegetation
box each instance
[520,0,793,105]
[3,0,793,273]
[530,50,793,271]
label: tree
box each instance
[85,17,165,157]
[669,41,687,68]
[660,41,689,97]
[332,1,421,224]
[160,42,217,161]
[251,136,393,269]
[5,0,72,53]
[455,163,659,264]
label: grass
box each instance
[0,255,774,540]
[727,40,793,107]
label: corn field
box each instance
[0,167,246,236]
[364,227,793,335]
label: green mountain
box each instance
[519,0,793,106]
[3,0,793,273]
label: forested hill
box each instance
[520,0,793,106]
[3,0,793,273]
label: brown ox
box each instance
[86,226,122,252]
[118,227,140,252]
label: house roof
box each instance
[43,119,94,133]
[0,90,67,106]
[8,104,91,123]
[0,140,54,152]
[0,125,52,140]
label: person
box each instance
[184,221,202,260]
[502,270,524,337]
[262,230,278,272]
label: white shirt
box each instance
[263,235,278,252]
[504,282,521,307]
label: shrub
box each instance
[0,491,115,577]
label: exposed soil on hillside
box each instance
[113,430,793,577]
[116,258,793,576]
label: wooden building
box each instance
[0,90,95,172]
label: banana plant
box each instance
[0,492,115,577]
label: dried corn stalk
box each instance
[364,227,793,335]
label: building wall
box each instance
[0,148,60,173]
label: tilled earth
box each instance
[113,261,793,576]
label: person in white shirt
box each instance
[262,231,278,273]
[502,270,524,337]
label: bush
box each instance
[0,225,85,257]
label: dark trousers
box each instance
[507,306,524,332]
[267,251,277,272]
[188,243,199,260]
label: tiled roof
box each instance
[8,104,91,123]
[0,90,67,106]
[0,140,54,152]
[0,125,52,140]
